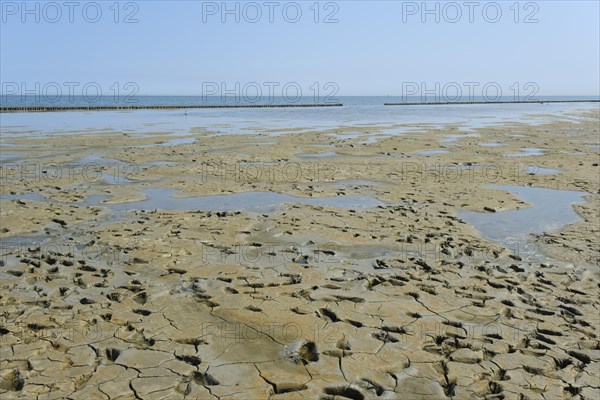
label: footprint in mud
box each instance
[176,354,202,366]
[417,285,438,295]
[323,385,365,400]
[337,338,351,351]
[323,347,352,358]
[382,326,406,335]
[485,381,503,397]
[166,267,187,275]
[196,297,219,308]
[191,371,219,386]
[105,348,121,362]
[133,291,148,304]
[285,340,320,365]
[372,331,399,343]
[106,292,124,302]
[564,385,582,397]
[319,308,341,322]
[0,369,25,391]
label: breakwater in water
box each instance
[0,103,344,113]
[385,99,600,106]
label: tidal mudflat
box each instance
[0,107,599,399]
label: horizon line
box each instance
[2,94,600,98]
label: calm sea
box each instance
[1,96,598,136]
[1,95,599,108]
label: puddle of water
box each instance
[415,149,451,156]
[132,137,196,148]
[140,161,179,167]
[80,154,135,169]
[376,127,413,135]
[525,166,560,175]
[441,164,492,170]
[459,185,586,250]
[297,151,339,158]
[161,137,196,146]
[0,193,46,202]
[76,154,138,183]
[505,148,544,157]
[102,189,384,212]
[362,136,384,144]
[238,161,280,165]
[80,153,112,165]
[0,153,20,160]
[480,142,505,147]
[346,247,396,260]
[366,135,392,143]
[101,172,132,184]
[328,132,356,140]
[441,133,479,144]
[253,141,278,146]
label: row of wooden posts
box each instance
[1,100,598,113]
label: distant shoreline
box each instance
[0,103,344,113]
[1,99,598,113]
[385,99,600,106]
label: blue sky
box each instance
[1,1,599,96]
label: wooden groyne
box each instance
[384,100,600,106]
[2,100,597,112]
[0,103,344,113]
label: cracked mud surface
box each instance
[1,108,599,399]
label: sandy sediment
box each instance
[0,109,599,399]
